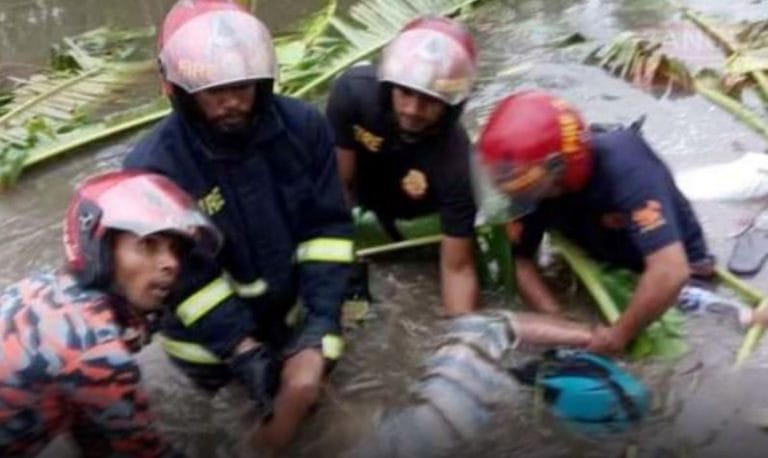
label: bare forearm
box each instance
[614,245,690,342]
[514,256,561,314]
[441,262,479,315]
[440,237,479,315]
[252,349,324,454]
[513,312,592,347]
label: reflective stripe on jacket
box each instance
[124,95,353,361]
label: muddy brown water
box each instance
[3,0,768,457]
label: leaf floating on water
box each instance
[546,32,587,49]
[279,0,492,98]
[0,26,166,188]
[587,32,695,97]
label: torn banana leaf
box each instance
[0,27,168,189]
[683,9,768,102]
[587,32,695,97]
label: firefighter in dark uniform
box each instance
[123,1,353,452]
[477,90,713,355]
[326,16,480,316]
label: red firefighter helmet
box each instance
[378,16,477,105]
[158,0,277,94]
[477,90,593,218]
[64,171,223,287]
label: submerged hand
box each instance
[252,349,325,455]
[586,325,629,356]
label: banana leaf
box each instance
[550,233,687,360]
[586,32,695,96]
[279,0,489,97]
[737,20,768,50]
[0,27,170,189]
[1,0,490,189]
[694,71,768,141]
[682,9,768,102]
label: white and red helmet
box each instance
[64,171,222,286]
[378,16,477,105]
[158,0,277,94]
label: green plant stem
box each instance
[714,266,765,304]
[0,67,102,128]
[23,107,170,166]
[683,8,768,102]
[713,266,768,366]
[694,80,768,141]
[355,234,442,258]
[735,299,768,367]
[550,233,621,323]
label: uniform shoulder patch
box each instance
[352,125,384,153]
[631,199,666,233]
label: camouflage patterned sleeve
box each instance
[65,339,181,458]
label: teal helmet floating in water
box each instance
[511,349,650,427]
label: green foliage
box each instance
[0,0,490,189]
[353,209,442,249]
[0,27,166,189]
[587,32,695,97]
[588,11,768,141]
[551,233,687,360]
[277,0,489,98]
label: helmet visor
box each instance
[97,175,223,257]
[475,154,565,222]
[160,9,276,94]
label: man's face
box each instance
[391,86,447,134]
[112,232,183,313]
[193,82,256,134]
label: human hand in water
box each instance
[251,348,325,455]
[586,325,629,356]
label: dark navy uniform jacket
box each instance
[512,128,709,271]
[326,65,476,238]
[124,95,353,364]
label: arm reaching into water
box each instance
[513,312,593,347]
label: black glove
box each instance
[228,346,281,418]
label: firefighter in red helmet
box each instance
[326,15,480,316]
[477,90,713,355]
[0,170,219,457]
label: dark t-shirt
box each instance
[326,65,476,238]
[512,128,709,271]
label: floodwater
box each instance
[2,0,768,457]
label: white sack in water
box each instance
[675,152,768,201]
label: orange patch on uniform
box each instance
[505,220,524,244]
[631,199,666,233]
[401,169,428,199]
[601,212,626,229]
